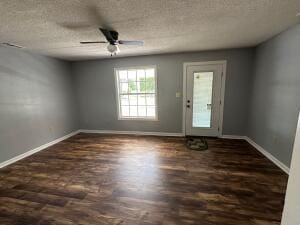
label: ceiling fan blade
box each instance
[56,4,112,31]
[86,6,112,30]
[80,41,107,44]
[118,40,144,46]
[2,42,23,48]
[99,28,118,43]
[57,22,94,30]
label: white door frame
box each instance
[182,60,227,137]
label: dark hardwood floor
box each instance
[0,133,288,225]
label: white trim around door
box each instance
[182,60,227,137]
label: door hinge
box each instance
[218,127,220,131]
[220,100,222,105]
[221,72,224,77]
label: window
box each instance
[115,66,157,120]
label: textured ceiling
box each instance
[0,0,300,61]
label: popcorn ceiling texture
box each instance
[0,0,299,60]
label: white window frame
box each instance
[114,65,158,121]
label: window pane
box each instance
[130,106,138,117]
[136,82,142,93]
[128,81,137,93]
[145,68,155,79]
[138,95,146,105]
[145,69,155,93]
[192,72,213,128]
[129,95,138,105]
[147,106,155,117]
[145,78,155,93]
[139,81,146,93]
[119,70,127,82]
[146,94,155,106]
[138,106,147,117]
[120,83,128,93]
[128,70,136,81]
[137,70,145,82]
[120,95,129,105]
[121,106,129,117]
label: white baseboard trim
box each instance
[244,137,290,174]
[220,135,247,140]
[79,129,184,137]
[0,130,80,169]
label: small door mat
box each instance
[186,137,208,151]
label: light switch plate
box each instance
[176,92,181,98]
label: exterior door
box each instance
[185,63,224,136]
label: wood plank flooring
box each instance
[0,133,288,225]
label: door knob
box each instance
[187,105,190,108]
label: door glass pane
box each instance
[192,72,213,128]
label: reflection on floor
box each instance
[0,133,288,225]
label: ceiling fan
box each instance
[80,28,144,56]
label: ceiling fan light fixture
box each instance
[107,44,119,54]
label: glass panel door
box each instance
[185,63,223,137]
[192,72,214,128]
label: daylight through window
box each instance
[115,66,157,120]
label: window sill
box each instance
[118,117,158,121]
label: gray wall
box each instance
[1,23,298,169]
[0,47,78,164]
[73,48,254,134]
[247,24,300,167]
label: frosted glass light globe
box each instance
[107,44,119,54]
